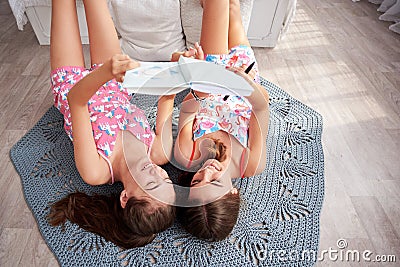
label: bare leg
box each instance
[82,0,121,65]
[200,0,230,55]
[228,0,251,49]
[50,0,84,70]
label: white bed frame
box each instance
[26,6,89,45]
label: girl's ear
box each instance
[230,188,238,195]
[120,189,128,208]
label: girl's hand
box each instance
[110,54,140,82]
[225,65,258,90]
[171,50,196,62]
[171,42,205,62]
[227,64,257,81]
[225,65,268,111]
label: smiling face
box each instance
[188,159,233,204]
[138,162,172,189]
[123,162,176,206]
[191,159,228,187]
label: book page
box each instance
[123,62,188,95]
[178,57,254,96]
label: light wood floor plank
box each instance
[7,73,51,131]
[0,228,32,266]
[351,196,400,257]
[18,226,57,267]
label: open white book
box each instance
[122,56,254,96]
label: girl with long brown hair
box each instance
[173,0,270,241]
[47,0,176,249]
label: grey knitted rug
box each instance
[10,77,324,266]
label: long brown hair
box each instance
[178,139,240,241]
[48,192,176,249]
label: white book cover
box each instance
[122,57,254,96]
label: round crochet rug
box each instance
[10,77,324,266]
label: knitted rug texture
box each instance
[10,77,324,266]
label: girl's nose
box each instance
[201,170,213,183]
[156,166,167,177]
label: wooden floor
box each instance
[0,0,399,266]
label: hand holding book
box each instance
[171,42,205,62]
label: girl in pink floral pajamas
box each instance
[47,0,176,249]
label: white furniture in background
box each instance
[180,0,255,49]
[180,0,296,48]
[247,0,292,47]
[25,5,89,45]
[10,0,296,48]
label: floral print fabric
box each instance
[193,45,259,147]
[51,65,154,159]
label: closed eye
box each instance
[191,179,201,186]
[145,180,159,189]
[191,177,222,187]
[210,179,223,187]
[164,178,173,184]
[146,181,156,186]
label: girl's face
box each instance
[130,162,175,204]
[188,159,233,203]
[191,159,226,186]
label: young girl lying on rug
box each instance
[47,0,176,249]
[173,0,270,241]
